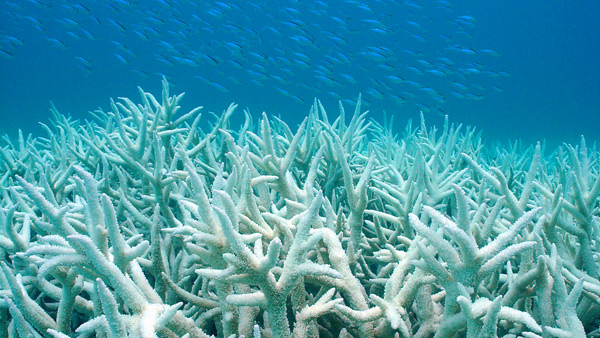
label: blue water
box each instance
[1,0,598,148]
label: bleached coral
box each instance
[0,79,599,337]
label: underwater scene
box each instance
[0,0,599,337]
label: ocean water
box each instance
[0,0,598,148]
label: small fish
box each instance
[0,50,14,58]
[114,53,128,64]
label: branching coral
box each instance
[0,79,599,337]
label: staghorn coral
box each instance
[0,79,599,338]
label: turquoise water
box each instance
[0,0,598,147]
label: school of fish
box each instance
[0,0,507,117]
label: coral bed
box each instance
[1,80,599,337]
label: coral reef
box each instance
[1,79,599,337]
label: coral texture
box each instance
[1,80,599,338]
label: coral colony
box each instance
[1,79,599,338]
